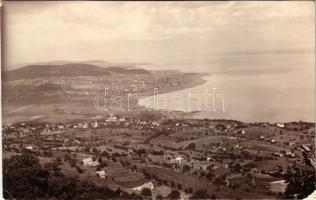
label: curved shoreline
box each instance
[137,73,209,103]
[137,73,211,117]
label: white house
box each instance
[57,125,64,130]
[106,116,117,122]
[93,121,99,128]
[289,141,296,146]
[132,181,154,191]
[96,170,106,179]
[276,123,285,128]
[151,121,160,126]
[83,157,100,167]
[83,123,88,129]
[207,157,215,162]
[174,156,183,163]
[137,121,147,125]
[285,152,296,158]
[119,118,126,122]
[272,152,283,157]
[25,146,33,150]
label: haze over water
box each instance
[139,51,315,123]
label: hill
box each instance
[3,63,150,81]
[9,60,152,70]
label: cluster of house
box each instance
[82,156,155,192]
[271,151,296,158]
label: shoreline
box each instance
[137,72,209,100]
[136,72,209,118]
[136,73,316,124]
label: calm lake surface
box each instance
[140,52,315,122]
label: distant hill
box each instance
[9,60,152,70]
[105,67,149,74]
[3,63,150,81]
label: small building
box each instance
[132,181,154,191]
[207,157,215,162]
[272,152,283,157]
[289,141,296,146]
[151,121,160,126]
[25,146,33,150]
[276,123,285,128]
[119,118,126,122]
[83,123,89,129]
[107,116,117,122]
[57,125,64,130]
[174,156,183,163]
[93,121,99,128]
[83,157,100,167]
[96,170,106,179]
[139,121,147,125]
[285,152,296,158]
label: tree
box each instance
[187,143,196,150]
[3,153,50,199]
[233,162,242,172]
[182,165,191,173]
[284,167,315,199]
[156,194,163,200]
[3,152,140,200]
[168,190,180,199]
[76,166,84,174]
[92,147,99,154]
[171,181,176,188]
[141,188,152,197]
[189,189,210,199]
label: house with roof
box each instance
[25,146,33,150]
[82,157,100,167]
[96,170,107,179]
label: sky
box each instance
[3,1,315,70]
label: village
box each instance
[3,114,315,199]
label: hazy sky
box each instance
[3,1,315,69]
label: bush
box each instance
[189,189,210,199]
[156,194,163,200]
[168,190,180,199]
[141,188,152,197]
[186,143,196,150]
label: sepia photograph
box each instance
[1,1,315,199]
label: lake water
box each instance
[140,52,315,122]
